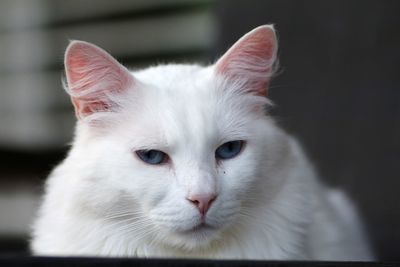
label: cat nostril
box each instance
[187,194,217,215]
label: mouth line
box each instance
[182,222,215,234]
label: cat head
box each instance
[64,25,280,251]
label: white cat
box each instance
[31,25,373,260]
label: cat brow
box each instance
[129,137,169,151]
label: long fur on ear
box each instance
[64,41,134,119]
[215,25,278,96]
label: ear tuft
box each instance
[65,41,134,119]
[215,25,278,96]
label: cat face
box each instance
[64,25,278,251]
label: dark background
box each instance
[0,0,399,261]
[214,0,399,260]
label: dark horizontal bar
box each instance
[0,256,394,267]
[0,148,67,177]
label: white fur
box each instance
[31,26,373,260]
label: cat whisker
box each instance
[105,208,146,215]
[102,216,152,231]
[103,211,146,220]
[108,221,156,243]
[116,223,150,235]
[103,208,146,216]
[133,226,158,240]
[120,222,158,242]
[237,210,259,224]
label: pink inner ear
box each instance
[65,41,134,119]
[215,26,277,96]
[66,45,89,83]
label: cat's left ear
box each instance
[214,25,278,96]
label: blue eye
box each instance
[215,141,244,160]
[136,150,168,165]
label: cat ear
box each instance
[64,41,134,119]
[215,25,278,96]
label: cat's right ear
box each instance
[214,25,278,96]
[64,41,134,119]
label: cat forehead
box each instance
[133,64,212,91]
[125,65,216,143]
[131,63,219,118]
[119,65,262,151]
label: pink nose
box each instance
[187,194,217,215]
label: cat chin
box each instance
[162,213,239,251]
[158,222,222,250]
[165,230,218,251]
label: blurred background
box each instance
[0,0,398,260]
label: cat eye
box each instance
[136,150,168,165]
[215,141,244,160]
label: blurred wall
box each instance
[0,0,215,149]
